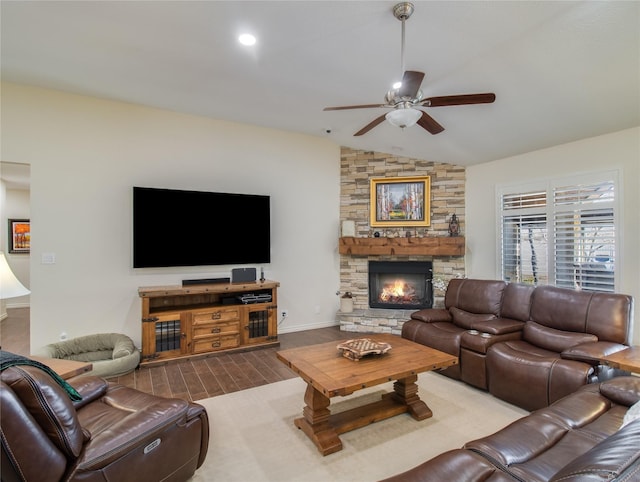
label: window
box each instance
[499,172,618,292]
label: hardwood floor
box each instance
[0,307,354,402]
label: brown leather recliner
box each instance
[1,364,209,481]
[487,285,633,410]
[402,278,524,384]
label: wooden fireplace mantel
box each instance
[338,236,465,257]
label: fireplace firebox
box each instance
[368,261,433,310]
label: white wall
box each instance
[466,127,640,344]
[1,83,341,352]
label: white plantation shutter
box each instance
[501,191,548,284]
[553,181,615,292]
[499,173,617,292]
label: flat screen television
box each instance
[133,186,270,268]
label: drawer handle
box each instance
[212,341,221,348]
[211,312,222,320]
[211,327,221,334]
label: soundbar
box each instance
[182,277,230,286]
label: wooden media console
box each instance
[138,280,279,366]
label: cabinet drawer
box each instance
[192,320,239,338]
[192,334,239,354]
[192,307,240,324]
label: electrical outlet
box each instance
[281,310,288,318]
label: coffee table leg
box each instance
[389,374,433,420]
[294,383,343,456]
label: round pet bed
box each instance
[37,333,140,378]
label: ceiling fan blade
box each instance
[398,70,425,98]
[354,114,387,136]
[423,93,496,107]
[417,111,444,135]
[324,104,388,111]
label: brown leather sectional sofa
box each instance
[402,278,634,410]
[1,363,209,481]
[382,376,640,481]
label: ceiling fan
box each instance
[323,2,496,136]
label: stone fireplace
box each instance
[337,147,466,335]
[368,261,433,310]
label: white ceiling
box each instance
[1,1,639,167]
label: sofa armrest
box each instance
[599,376,640,406]
[561,341,628,366]
[472,318,525,335]
[411,308,451,323]
[69,376,109,409]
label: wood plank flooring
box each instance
[0,307,355,402]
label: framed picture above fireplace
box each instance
[370,176,430,227]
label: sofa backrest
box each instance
[500,283,535,321]
[530,285,633,344]
[444,279,507,316]
[1,366,86,481]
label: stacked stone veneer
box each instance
[338,147,466,334]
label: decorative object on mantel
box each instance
[448,213,460,237]
[340,291,354,313]
[431,274,465,298]
[338,236,464,256]
[337,338,392,361]
[370,176,431,227]
[341,220,356,237]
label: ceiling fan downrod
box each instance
[393,2,414,81]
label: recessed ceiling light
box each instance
[238,34,256,46]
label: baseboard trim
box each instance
[277,320,340,334]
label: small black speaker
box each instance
[231,267,257,283]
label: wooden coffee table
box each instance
[277,333,458,455]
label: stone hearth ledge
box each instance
[338,308,417,335]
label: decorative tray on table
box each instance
[337,338,392,361]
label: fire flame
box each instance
[380,280,412,302]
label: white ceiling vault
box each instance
[1,1,638,167]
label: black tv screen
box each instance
[133,187,270,268]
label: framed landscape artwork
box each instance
[8,219,30,253]
[370,176,431,228]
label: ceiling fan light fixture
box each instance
[385,107,421,129]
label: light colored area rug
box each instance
[191,372,527,482]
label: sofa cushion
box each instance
[530,285,593,332]
[550,418,640,481]
[500,282,535,322]
[445,279,506,316]
[450,307,497,329]
[584,292,633,345]
[524,321,597,353]
[379,448,510,482]
[410,308,451,323]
